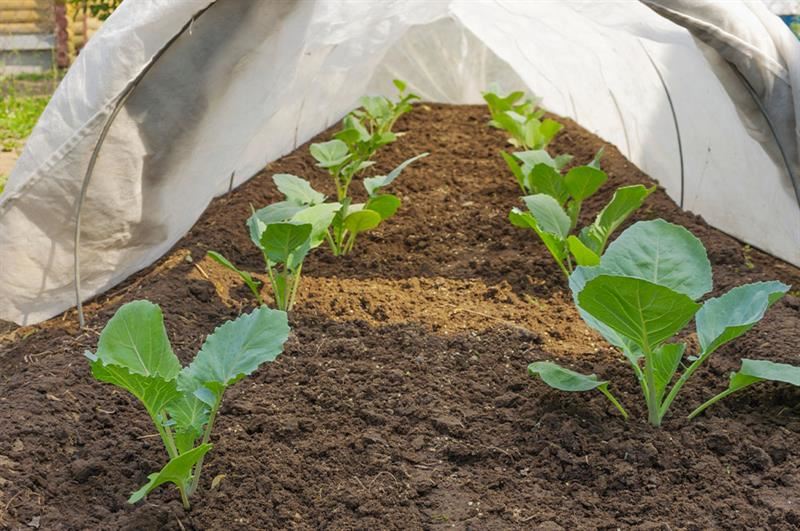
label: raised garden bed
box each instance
[1,104,799,530]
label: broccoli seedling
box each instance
[509,149,654,277]
[85,301,289,507]
[528,220,792,427]
[482,85,562,150]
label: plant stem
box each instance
[642,343,661,426]
[154,415,178,459]
[187,395,222,496]
[687,383,753,420]
[598,385,629,419]
[179,484,191,510]
[287,265,303,311]
[658,353,708,419]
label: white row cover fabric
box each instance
[0,0,798,326]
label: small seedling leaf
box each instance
[260,222,313,265]
[696,281,790,355]
[580,184,654,254]
[527,164,568,203]
[363,152,428,196]
[207,251,262,299]
[528,361,607,391]
[343,209,382,235]
[564,166,607,201]
[290,203,341,248]
[310,139,350,168]
[87,358,180,420]
[567,236,600,266]
[272,174,325,206]
[365,194,401,220]
[128,444,212,504]
[522,194,571,239]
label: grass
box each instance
[0,87,50,151]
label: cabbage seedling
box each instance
[482,86,563,150]
[529,220,791,426]
[509,150,654,277]
[85,300,289,507]
[209,174,339,310]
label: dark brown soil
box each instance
[1,104,799,530]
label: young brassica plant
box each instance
[509,150,654,277]
[528,219,791,426]
[209,174,339,310]
[85,300,289,507]
[482,86,563,150]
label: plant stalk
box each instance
[642,344,661,426]
[187,395,222,496]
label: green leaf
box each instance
[580,185,654,254]
[365,194,401,220]
[588,147,605,169]
[181,307,290,390]
[578,275,701,349]
[259,222,312,264]
[165,393,211,455]
[735,359,800,387]
[501,151,526,190]
[206,251,262,298]
[343,209,382,235]
[527,164,568,203]
[564,166,607,201]
[247,202,304,247]
[514,149,555,174]
[86,356,180,420]
[528,361,608,392]
[652,343,686,402]
[290,203,340,248]
[696,281,789,355]
[528,361,628,418]
[509,208,567,264]
[363,152,428,196]
[567,236,600,266]
[539,118,563,145]
[310,139,350,168]
[128,444,212,504]
[93,301,181,380]
[554,154,573,170]
[272,174,325,206]
[522,194,571,239]
[593,219,712,300]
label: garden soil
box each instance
[1,105,799,530]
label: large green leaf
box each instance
[579,185,654,254]
[578,275,701,349]
[365,194,401,220]
[181,307,290,391]
[594,219,712,300]
[86,356,180,420]
[272,174,325,206]
[343,209,382,235]
[528,361,607,391]
[522,194,571,239]
[128,444,212,504]
[309,139,349,168]
[363,152,428,196]
[527,164,568,203]
[564,166,607,201]
[290,203,340,248]
[539,118,563,146]
[259,222,312,265]
[93,301,181,380]
[696,281,789,355]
